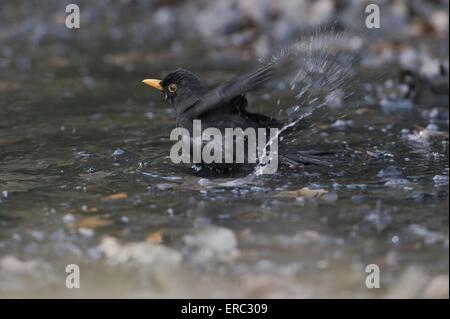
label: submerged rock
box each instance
[386,266,428,299]
[423,275,449,299]
[433,175,449,186]
[156,183,176,191]
[183,227,239,263]
[384,178,412,188]
[377,166,402,179]
[112,148,126,156]
[408,224,449,246]
[99,236,182,267]
[364,203,392,232]
[0,255,51,274]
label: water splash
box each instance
[254,28,368,175]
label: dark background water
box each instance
[0,0,448,298]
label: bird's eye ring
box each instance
[168,83,177,93]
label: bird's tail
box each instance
[281,150,334,167]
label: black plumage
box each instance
[143,58,331,173]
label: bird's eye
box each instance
[168,83,177,93]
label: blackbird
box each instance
[143,59,331,173]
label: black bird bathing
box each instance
[143,56,331,174]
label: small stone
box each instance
[433,175,449,186]
[78,228,95,237]
[144,111,155,119]
[275,187,328,198]
[156,183,175,191]
[101,193,128,201]
[377,166,401,178]
[295,197,305,205]
[423,275,449,299]
[30,230,45,241]
[184,227,239,263]
[384,178,412,187]
[62,214,75,225]
[322,192,338,202]
[0,256,50,274]
[331,119,353,128]
[76,216,112,230]
[99,236,182,267]
[430,11,449,34]
[112,148,125,156]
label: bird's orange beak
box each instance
[142,79,163,91]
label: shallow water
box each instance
[0,4,449,298]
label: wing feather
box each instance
[184,54,293,118]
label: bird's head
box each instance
[143,69,206,110]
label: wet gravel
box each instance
[0,1,448,298]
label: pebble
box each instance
[99,236,182,267]
[156,183,175,191]
[384,178,412,187]
[432,175,449,186]
[183,227,239,263]
[423,275,449,298]
[112,148,125,156]
[62,214,75,225]
[377,166,402,178]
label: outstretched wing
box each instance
[183,54,293,118]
